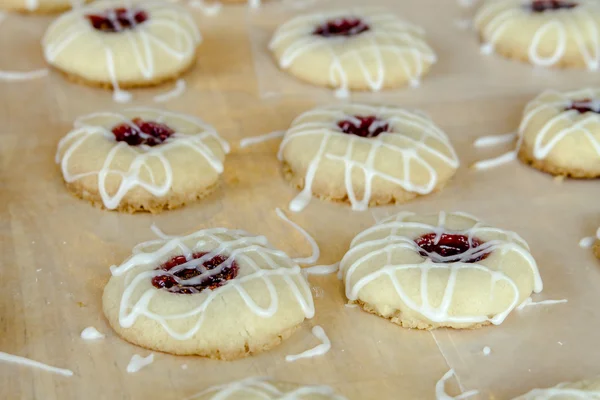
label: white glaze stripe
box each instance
[517,297,567,310]
[153,79,186,103]
[435,369,479,400]
[0,352,73,377]
[303,262,339,276]
[473,132,516,148]
[126,353,154,373]
[239,131,285,148]
[275,208,320,264]
[285,326,331,362]
[81,326,105,340]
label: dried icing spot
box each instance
[314,18,370,37]
[337,116,390,138]
[415,233,490,263]
[111,118,174,146]
[86,8,148,32]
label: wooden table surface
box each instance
[1,1,600,399]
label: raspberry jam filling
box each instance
[152,252,239,295]
[415,233,490,263]
[530,0,578,12]
[111,118,174,146]
[337,116,390,138]
[86,8,148,32]
[314,18,370,37]
[566,99,600,114]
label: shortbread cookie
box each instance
[513,376,600,399]
[475,0,600,69]
[594,238,600,259]
[56,108,229,213]
[269,9,436,97]
[0,0,90,13]
[42,0,201,102]
[517,88,600,177]
[190,377,347,400]
[278,103,459,212]
[340,211,543,330]
[103,228,315,359]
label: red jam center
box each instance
[566,99,600,114]
[111,118,174,146]
[337,115,390,138]
[151,252,239,295]
[530,0,578,12]
[415,233,490,263]
[86,8,148,32]
[313,18,370,37]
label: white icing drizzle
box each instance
[580,236,596,249]
[43,1,201,103]
[56,108,229,210]
[269,9,437,95]
[187,377,347,400]
[112,228,315,340]
[80,326,105,340]
[517,297,568,310]
[435,369,479,400]
[278,104,459,212]
[482,346,491,356]
[239,130,285,148]
[513,380,600,400]
[0,352,73,377]
[275,208,320,264]
[475,0,600,70]
[126,353,154,373]
[285,326,331,362]
[473,132,516,148]
[151,223,176,239]
[153,79,186,103]
[341,211,543,326]
[303,262,339,276]
[188,0,222,16]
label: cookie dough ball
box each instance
[269,9,436,96]
[475,0,600,69]
[42,0,201,100]
[103,228,315,359]
[0,0,90,13]
[513,376,600,399]
[518,88,600,177]
[191,377,346,400]
[56,108,229,213]
[278,103,459,212]
[340,211,543,329]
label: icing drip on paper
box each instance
[285,326,331,362]
[111,228,315,340]
[43,1,201,103]
[278,104,459,212]
[0,352,73,377]
[303,262,339,276]
[187,377,347,400]
[482,346,491,356]
[475,0,600,69]
[56,108,229,210]
[435,369,479,400]
[473,89,600,170]
[275,208,320,264]
[512,380,600,400]
[517,297,567,310]
[239,130,285,148]
[188,0,222,17]
[473,132,516,148]
[269,10,436,95]
[153,79,186,103]
[80,326,105,340]
[126,353,154,373]
[341,211,543,326]
[580,236,595,248]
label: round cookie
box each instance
[42,0,201,102]
[103,228,315,359]
[269,9,436,97]
[189,377,347,400]
[517,88,600,177]
[0,0,91,13]
[278,103,459,212]
[340,211,543,330]
[513,376,600,399]
[474,0,600,69]
[56,108,229,213]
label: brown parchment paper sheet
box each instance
[1,1,600,399]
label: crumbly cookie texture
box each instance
[55,108,229,213]
[190,377,347,400]
[475,0,600,69]
[42,0,201,101]
[278,103,459,212]
[103,228,315,359]
[340,211,543,330]
[512,376,600,400]
[0,0,90,13]
[517,88,600,178]
[269,8,436,96]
